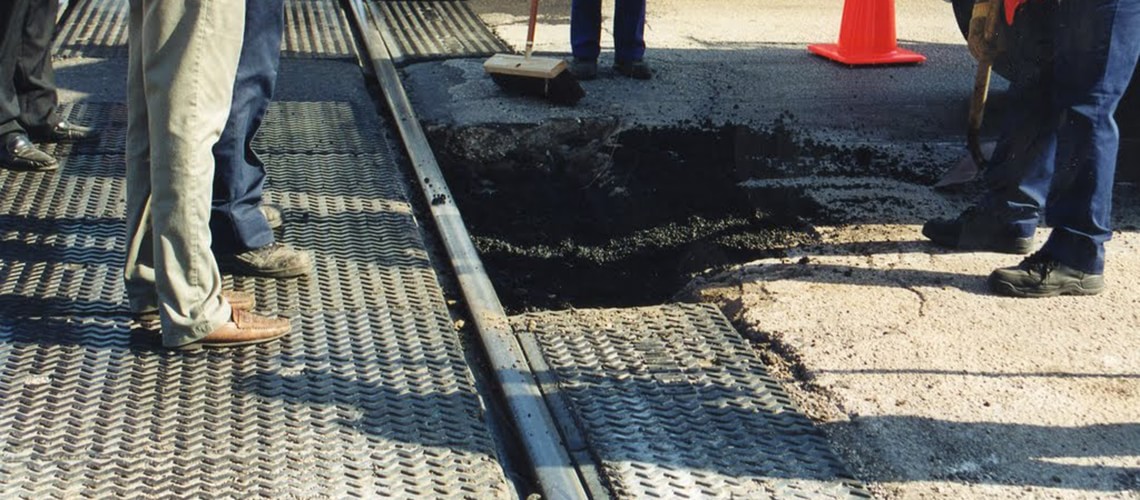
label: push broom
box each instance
[484,0,584,105]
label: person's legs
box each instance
[14,0,59,132]
[209,0,310,279]
[124,0,156,318]
[210,0,284,255]
[570,0,602,61]
[977,78,1060,238]
[135,0,245,346]
[0,0,56,170]
[922,4,1054,253]
[922,83,1056,254]
[0,0,30,138]
[988,0,1140,297]
[1037,0,1140,274]
[612,0,645,64]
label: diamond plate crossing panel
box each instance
[39,103,127,158]
[367,0,510,66]
[257,101,391,154]
[0,150,430,317]
[55,0,356,60]
[43,101,386,159]
[0,97,512,495]
[282,0,359,59]
[0,312,510,498]
[54,0,128,59]
[512,303,873,500]
[0,154,125,219]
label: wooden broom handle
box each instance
[525,0,539,59]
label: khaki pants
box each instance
[123,0,245,347]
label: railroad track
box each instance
[0,2,872,498]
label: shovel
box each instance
[936,0,1002,188]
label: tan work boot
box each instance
[260,203,283,230]
[174,308,291,351]
[133,290,255,331]
[216,242,312,278]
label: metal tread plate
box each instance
[367,0,510,66]
[2,105,423,316]
[55,0,356,60]
[511,303,872,499]
[43,101,388,159]
[0,312,510,498]
[0,99,512,496]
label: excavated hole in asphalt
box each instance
[428,118,907,313]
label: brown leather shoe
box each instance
[222,290,256,310]
[133,290,256,331]
[175,309,290,351]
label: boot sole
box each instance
[174,331,288,351]
[923,228,1034,255]
[217,260,311,279]
[988,275,1105,298]
[2,161,59,172]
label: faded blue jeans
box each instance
[209,0,286,254]
[980,0,1140,274]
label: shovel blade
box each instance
[934,142,996,189]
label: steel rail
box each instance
[340,1,589,499]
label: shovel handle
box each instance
[968,60,993,169]
[525,0,539,59]
[967,0,1001,169]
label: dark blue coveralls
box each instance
[571,0,646,64]
[980,0,1140,274]
[209,0,286,254]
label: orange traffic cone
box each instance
[809,0,925,65]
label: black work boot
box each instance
[922,206,1034,254]
[569,58,598,80]
[613,59,652,80]
[0,132,58,171]
[988,251,1105,298]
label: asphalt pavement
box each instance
[404,1,1140,499]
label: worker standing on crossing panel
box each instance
[210,0,313,279]
[0,0,96,171]
[124,0,292,350]
[923,0,1140,297]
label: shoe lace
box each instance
[1019,251,1057,279]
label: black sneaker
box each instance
[613,59,652,80]
[922,206,1034,254]
[569,58,597,80]
[988,251,1105,298]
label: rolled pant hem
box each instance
[162,301,233,348]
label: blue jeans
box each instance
[209,0,285,254]
[982,0,1140,274]
[570,0,645,63]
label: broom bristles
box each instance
[490,70,585,106]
